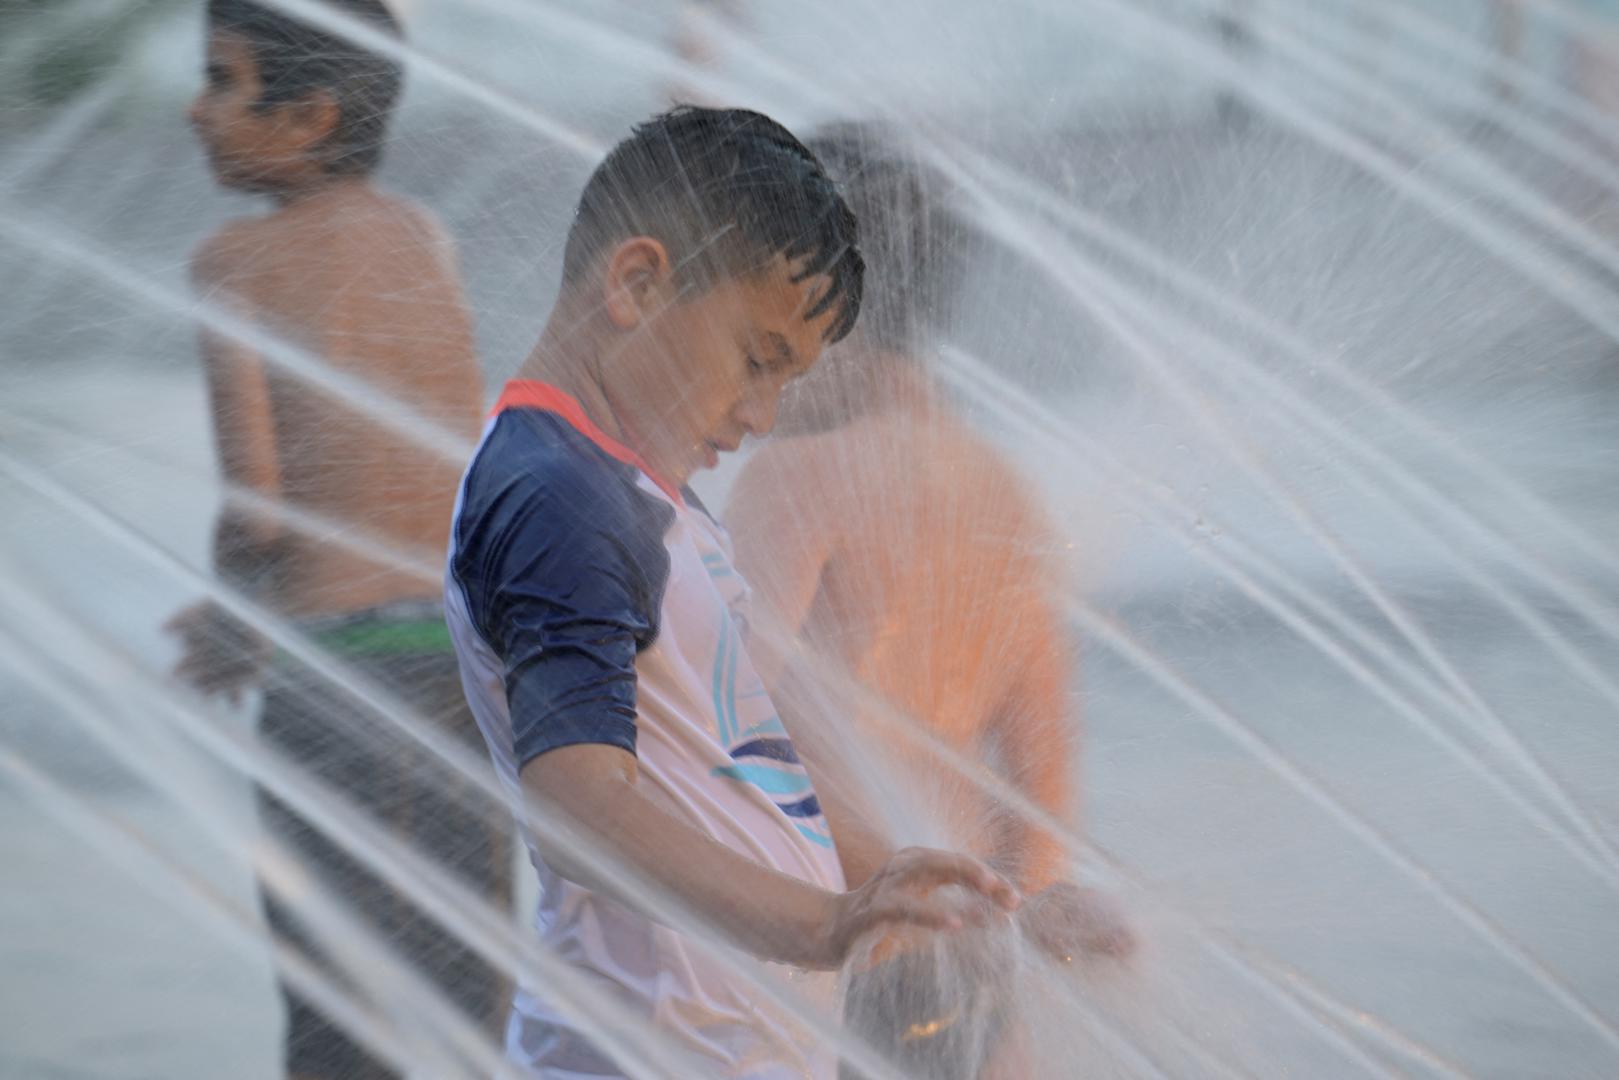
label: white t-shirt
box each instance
[445,381,845,1078]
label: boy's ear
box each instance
[603,237,677,330]
[279,88,342,157]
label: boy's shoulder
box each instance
[461,409,671,535]
[318,186,450,250]
[190,187,451,285]
[453,409,675,599]
[190,216,273,287]
[322,189,464,292]
[188,207,316,289]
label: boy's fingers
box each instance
[891,848,1019,910]
[958,894,1006,928]
[867,895,963,935]
[1024,885,1138,961]
[173,649,248,698]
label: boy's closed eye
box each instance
[744,332,804,379]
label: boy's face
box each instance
[607,254,837,487]
[189,30,327,192]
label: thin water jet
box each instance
[4,403,1426,1074]
[0,578,686,1079]
[927,170,1619,875]
[9,2,1619,1076]
[612,6,1619,843]
[944,341,1619,894]
[0,640,520,1079]
[0,747,443,1079]
[743,606,1452,1079]
[1075,605,1619,1055]
[1270,0,1619,185]
[0,449,926,1080]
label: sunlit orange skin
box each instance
[728,366,1077,894]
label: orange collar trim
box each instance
[491,380,684,506]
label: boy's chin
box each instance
[206,165,257,193]
[205,161,281,196]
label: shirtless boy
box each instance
[443,106,1018,1078]
[724,128,1132,1076]
[168,3,506,1076]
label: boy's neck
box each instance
[269,171,372,210]
[515,304,629,449]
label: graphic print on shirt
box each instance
[701,550,834,849]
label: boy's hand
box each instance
[165,601,271,701]
[817,847,1019,970]
[1018,882,1136,964]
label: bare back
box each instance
[729,395,1076,885]
[195,184,482,617]
[808,409,1059,744]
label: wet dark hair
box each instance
[561,106,865,343]
[807,123,962,356]
[207,0,404,176]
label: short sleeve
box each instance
[452,421,670,766]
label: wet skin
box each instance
[728,361,1137,964]
[171,31,483,693]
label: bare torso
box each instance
[729,385,1075,882]
[196,183,482,617]
[804,407,1057,749]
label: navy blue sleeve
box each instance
[453,416,671,766]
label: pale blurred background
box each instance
[4,2,1619,1077]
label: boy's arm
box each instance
[191,230,285,588]
[726,443,895,888]
[995,602,1136,961]
[521,742,1014,970]
[992,617,1078,895]
[168,231,284,696]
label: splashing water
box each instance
[4,1,1619,1077]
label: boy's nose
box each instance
[736,387,780,437]
[187,96,208,131]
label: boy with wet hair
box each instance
[445,105,1018,1078]
[169,2,507,1077]
[724,124,1134,1078]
